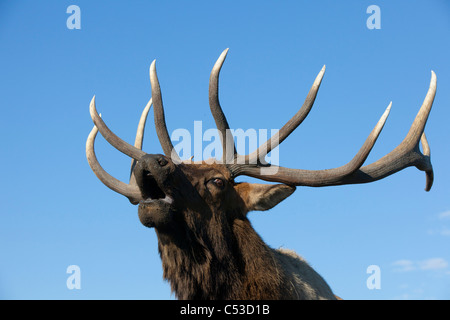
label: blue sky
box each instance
[0,1,449,300]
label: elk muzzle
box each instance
[134,154,175,228]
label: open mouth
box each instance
[139,171,173,205]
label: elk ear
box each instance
[236,183,296,212]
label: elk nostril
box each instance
[157,157,168,167]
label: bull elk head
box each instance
[86,49,436,300]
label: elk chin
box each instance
[138,196,174,228]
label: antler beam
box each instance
[227,70,436,191]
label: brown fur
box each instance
[134,156,337,300]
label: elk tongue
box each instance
[140,194,173,204]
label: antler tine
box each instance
[209,48,237,163]
[338,71,436,190]
[247,65,326,164]
[420,132,433,191]
[86,122,142,204]
[230,71,436,191]
[336,101,392,173]
[130,98,152,186]
[403,72,436,146]
[89,96,147,160]
[134,98,153,150]
[149,60,181,163]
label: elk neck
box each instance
[155,211,290,300]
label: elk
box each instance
[86,49,436,300]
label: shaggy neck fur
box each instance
[156,214,290,300]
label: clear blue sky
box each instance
[0,0,449,300]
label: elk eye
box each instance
[211,178,224,188]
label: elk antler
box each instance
[150,60,182,163]
[87,49,436,205]
[86,97,153,204]
[130,98,152,185]
[209,48,237,163]
[209,50,436,191]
